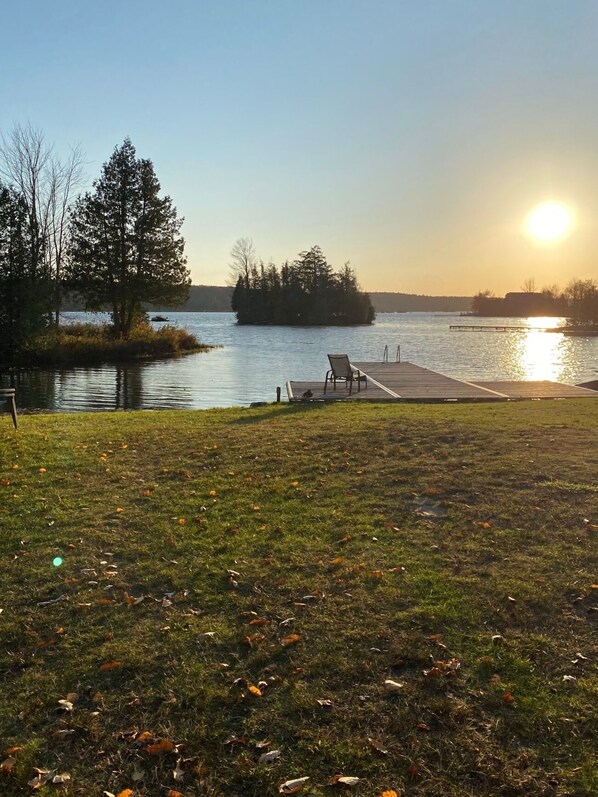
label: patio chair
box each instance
[324,354,367,396]
[0,387,17,429]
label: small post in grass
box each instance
[276,386,281,403]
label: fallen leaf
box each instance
[328,775,361,786]
[100,661,122,670]
[317,698,334,710]
[172,759,185,781]
[115,790,135,797]
[28,769,53,789]
[4,746,22,755]
[137,731,153,743]
[53,729,76,740]
[384,679,405,692]
[279,776,310,794]
[502,691,515,703]
[52,772,71,784]
[281,633,301,647]
[1,757,16,773]
[37,594,68,607]
[380,790,398,797]
[368,737,388,755]
[248,685,262,696]
[123,592,144,606]
[146,739,175,755]
[259,749,281,764]
[167,792,185,797]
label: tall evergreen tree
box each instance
[0,183,50,360]
[67,139,190,337]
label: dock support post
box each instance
[276,386,281,403]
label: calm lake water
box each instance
[4,312,598,412]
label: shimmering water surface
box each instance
[5,312,598,411]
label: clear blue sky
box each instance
[2,0,598,294]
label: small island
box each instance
[230,241,375,325]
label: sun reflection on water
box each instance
[524,316,564,330]
[517,328,565,381]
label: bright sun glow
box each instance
[526,202,573,243]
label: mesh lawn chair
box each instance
[0,388,17,429]
[324,354,367,396]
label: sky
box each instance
[2,0,598,295]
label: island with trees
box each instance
[0,128,205,367]
[230,239,375,325]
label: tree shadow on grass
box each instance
[227,401,330,425]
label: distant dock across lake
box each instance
[288,361,598,403]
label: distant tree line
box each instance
[471,281,598,325]
[0,127,189,362]
[230,239,375,325]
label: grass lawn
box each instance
[0,401,596,797]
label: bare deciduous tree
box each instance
[228,237,257,287]
[0,124,85,323]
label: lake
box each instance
[4,312,598,412]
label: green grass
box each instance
[0,401,596,796]
[20,321,209,366]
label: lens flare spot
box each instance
[53,556,63,567]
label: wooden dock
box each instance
[287,362,598,403]
[449,325,551,332]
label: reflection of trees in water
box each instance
[1,370,57,410]
[2,362,194,411]
[114,364,144,410]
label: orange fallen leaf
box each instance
[209,490,217,496]
[5,746,23,755]
[178,518,186,525]
[115,790,135,797]
[38,467,46,473]
[100,660,122,670]
[380,791,398,797]
[281,633,301,647]
[502,691,515,703]
[249,618,269,626]
[97,598,115,605]
[146,739,175,755]
[478,521,491,528]
[168,791,185,797]
[248,685,262,696]
[137,731,153,743]
[1,756,17,773]
[115,507,124,513]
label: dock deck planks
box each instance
[287,361,598,403]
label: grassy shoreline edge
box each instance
[16,321,211,368]
[0,401,596,796]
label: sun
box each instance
[526,202,573,243]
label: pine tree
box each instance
[67,139,190,337]
[0,183,50,359]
